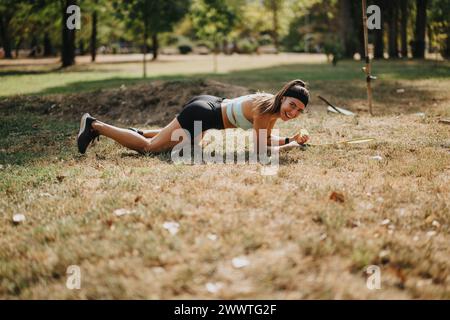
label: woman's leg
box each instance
[142,129,161,138]
[92,118,189,153]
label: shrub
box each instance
[323,37,344,66]
[178,44,193,55]
[237,38,258,54]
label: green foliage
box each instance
[0,0,448,60]
[178,44,193,54]
[115,0,190,42]
[323,36,343,66]
[236,38,258,53]
[429,0,450,58]
[143,0,188,33]
[190,0,238,45]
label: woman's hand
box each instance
[292,129,310,145]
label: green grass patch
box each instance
[1,58,449,97]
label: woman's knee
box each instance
[134,138,152,153]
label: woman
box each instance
[77,79,310,155]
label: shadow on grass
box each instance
[33,59,450,96]
[119,149,301,167]
[0,113,77,166]
[0,67,62,76]
[27,59,449,117]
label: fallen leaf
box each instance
[113,208,133,217]
[432,220,440,228]
[232,256,250,269]
[151,267,165,274]
[370,155,383,161]
[163,221,180,235]
[207,233,218,241]
[205,282,224,294]
[426,230,437,237]
[39,192,52,197]
[425,215,437,224]
[12,213,26,224]
[329,191,345,203]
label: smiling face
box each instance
[279,96,306,121]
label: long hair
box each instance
[252,79,309,115]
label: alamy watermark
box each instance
[365,265,381,290]
[66,5,81,30]
[367,5,382,30]
[169,122,280,176]
[66,265,81,290]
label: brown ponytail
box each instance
[252,79,309,115]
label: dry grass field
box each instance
[0,55,449,299]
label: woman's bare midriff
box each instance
[219,102,235,129]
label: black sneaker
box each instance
[77,113,99,154]
[128,127,144,136]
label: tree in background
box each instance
[0,0,24,58]
[400,0,409,58]
[263,0,284,52]
[0,0,448,61]
[118,0,190,77]
[429,0,450,59]
[282,0,335,53]
[387,1,399,58]
[338,0,356,58]
[191,0,237,72]
[90,0,99,62]
[61,0,77,67]
[412,0,428,58]
[373,0,385,59]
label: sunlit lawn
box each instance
[1,53,449,97]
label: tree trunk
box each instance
[374,27,384,59]
[388,2,399,58]
[90,8,97,62]
[0,16,13,59]
[43,32,53,56]
[61,0,77,67]
[427,23,434,53]
[373,0,385,59]
[29,36,38,57]
[143,25,147,78]
[152,33,158,61]
[351,1,364,59]
[444,32,450,59]
[400,0,408,58]
[413,0,427,59]
[271,0,279,52]
[15,37,22,58]
[339,0,356,58]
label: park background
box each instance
[0,0,449,299]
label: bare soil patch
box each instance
[0,79,250,126]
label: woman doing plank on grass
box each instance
[77,79,310,155]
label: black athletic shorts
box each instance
[176,95,225,143]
